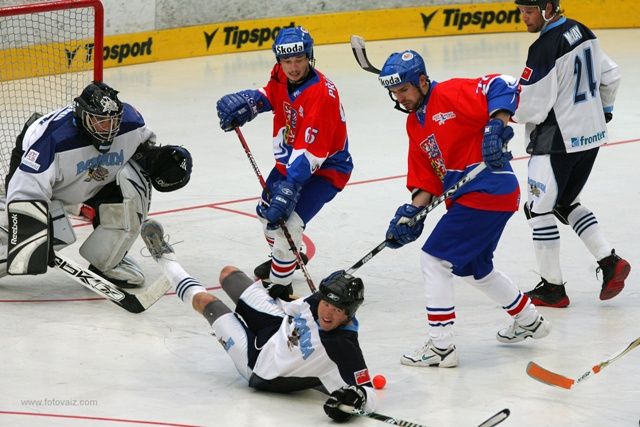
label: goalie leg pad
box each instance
[50,200,77,250]
[7,200,50,275]
[80,161,151,272]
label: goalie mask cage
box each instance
[0,0,104,194]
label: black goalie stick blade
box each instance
[54,253,170,314]
[477,408,510,427]
[350,34,381,74]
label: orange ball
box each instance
[372,374,386,389]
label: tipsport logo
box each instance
[204,22,297,51]
[420,7,521,32]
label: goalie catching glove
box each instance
[323,385,367,423]
[133,144,192,192]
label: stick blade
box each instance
[349,34,381,74]
[526,361,575,389]
[477,408,510,427]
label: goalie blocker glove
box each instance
[323,385,367,423]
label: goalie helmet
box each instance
[514,0,560,13]
[378,50,428,89]
[272,26,314,61]
[319,270,364,318]
[74,81,124,153]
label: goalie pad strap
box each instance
[7,200,50,275]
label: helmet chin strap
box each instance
[540,8,557,30]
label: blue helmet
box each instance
[378,50,428,89]
[272,26,314,61]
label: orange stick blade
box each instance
[526,361,575,389]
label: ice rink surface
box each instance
[1,29,639,427]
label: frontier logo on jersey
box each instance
[354,368,371,386]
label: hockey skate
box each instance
[89,255,144,288]
[400,339,458,368]
[525,278,570,308]
[140,219,175,261]
[597,249,630,300]
[496,314,551,343]
[254,252,309,280]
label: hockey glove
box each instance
[216,90,263,131]
[323,385,367,423]
[262,280,294,301]
[604,112,613,123]
[386,203,425,249]
[481,118,514,170]
[257,180,302,227]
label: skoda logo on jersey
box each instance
[275,41,304,56]
[379,73,402,88]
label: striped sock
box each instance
[157,257,206,306]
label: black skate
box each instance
[597,249,631,300]
[525,278,569,308]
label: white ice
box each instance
[1,29,639,427]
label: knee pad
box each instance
[80,161,152,271]
[553,203,581,225]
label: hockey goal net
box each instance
[0,0,104,194]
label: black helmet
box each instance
[74,81,124,153]
[514,0,560,13]
[319,270,364,318]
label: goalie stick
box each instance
[340,405,510,427]
[345,162,487,275]
[1,224,169,313]
[54,253,170,313]
[526,336,640,389]
[234,127,316,293]
[350,35,381,74]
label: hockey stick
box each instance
[340,405,509,427]
[526,337,640,389]
[350,35,381,74]
[233,127,316,293]
[54,253,170,313]
[346,162,487,275]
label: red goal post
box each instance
[0,0,104,194]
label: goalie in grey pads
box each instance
[140,218,377,422]
[0,81,192,287]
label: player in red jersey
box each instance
[378,50,550,367]
[216,26,353,299]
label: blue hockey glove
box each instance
[323,385,367,423]
[481,118,514,170]
[216,90,262,131]
[258,180,302,227]
[386,203,425,249]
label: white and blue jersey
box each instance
[5,103,154,207]
[211,283,377,412]
[513,17,621,154]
